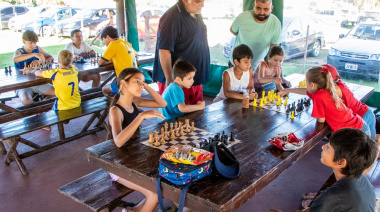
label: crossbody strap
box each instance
[156,177,192,212]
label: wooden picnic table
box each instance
[0,54,154,93]
[0,54,154,124]
[85,74,374,212]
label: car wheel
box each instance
[81,27,90,39]
[309,40,321,57]
[40,26,52,37]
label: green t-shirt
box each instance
[230,12,282,70]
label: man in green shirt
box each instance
[230,0,281,70]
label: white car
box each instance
[8,6,51,31]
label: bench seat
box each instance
[58,169,134,212]
[0,97,110,175]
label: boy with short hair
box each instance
[214,44,258,102]
[308,128,377,212]
[159,60,205,121]
[35,50,81,111]
[98,26,137,96]
[13,30,55,105]
[65,29,100,88]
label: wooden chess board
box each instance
[250,93,313,117]
[141,127,241,152]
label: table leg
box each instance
[0,139,6,154]
[58,123,66,141]
[4,137,29,175]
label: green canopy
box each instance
[125,0,139,51]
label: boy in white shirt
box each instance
[65,29,100,88]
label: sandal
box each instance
[303,192,317,200]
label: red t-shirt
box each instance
[337,81,368,117]
[307,90,363,132]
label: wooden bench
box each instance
[58,169,134,212]
[0,97,110,175]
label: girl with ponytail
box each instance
[108,67,167,212]
[279,66,370,135]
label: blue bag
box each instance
[156,159,212,212]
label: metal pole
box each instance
[302,25,310,74]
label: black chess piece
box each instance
[4,67,8,73]
[8,66,12,73]
[286,104,291,114]
[229,131,235,142]
[296,100,303,112]
[214,133,220,141]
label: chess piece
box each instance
[160,128,165,144]
[286,104,291,114]
[170,124,175,139]
[175,122,180,137]
[229,131,235,142]
[148,133,154,143]
[284,96,288,106]
[259,98,264,107]
[180,127,184,136]
[252,98,257,106]
[154,131,159,141]
[191,122,194,132]
[290,110,295,119]
[296,100,303,112]
[263,96,267,104]
[276,96,281,106]
[185,119,190,133]
[4,67,8,73]
[164,122,169,140]
[154,139,160,146]
[262,91,265,99]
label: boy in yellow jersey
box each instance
[98,26,137,96]
[35,50,81,110]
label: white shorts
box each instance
[17,84,53,96]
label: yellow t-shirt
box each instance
[42,66,81,110]
[102,39,137,77]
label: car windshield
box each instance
[38,9,58,18]
[346,24,380,40]
[73,9,94,18]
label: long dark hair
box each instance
[107,68,143,140]
[110,68,143,107]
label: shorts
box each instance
[110,82,118,96]
[17,84,53,96]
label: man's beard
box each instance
[254,13,269,21]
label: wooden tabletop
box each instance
[0,54,154,93]
[85,74,374,212]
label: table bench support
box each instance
[0,139,6,154]
[4,137,28,175]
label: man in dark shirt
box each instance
[153,0,210,105]
[309,128,377,212]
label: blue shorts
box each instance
[110,82,118,96]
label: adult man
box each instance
[230,0,281,70]
[153,0,210,105]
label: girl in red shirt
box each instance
[280,66,370,135]
[321,64,376,139]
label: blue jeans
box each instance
[362,109,376,139]
[361,120,372,138]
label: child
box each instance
[213,44,258,102]
[108,68,167,212]
[13,30,55,105]
[322,64,377,139]
[98,26,138,96]
[253,45,291,91]
[159,60,205,121]
[35,50,80,111]
[279,66,371,135]
[308,128,377,211]
[65,29,100,88]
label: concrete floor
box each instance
[0,83,332,212]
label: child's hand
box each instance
[140,110,165,120]
[249,92,258,100]
[274,78,282,85]
[279,90,289,97]
[197,101,205,110]
[34,53,45,64]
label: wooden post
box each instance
[115,0,126,36]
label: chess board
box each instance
[250,93,313,116]
[141,127,241,152]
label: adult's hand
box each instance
[159,49,173,87]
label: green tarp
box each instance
[125,0,139,51]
